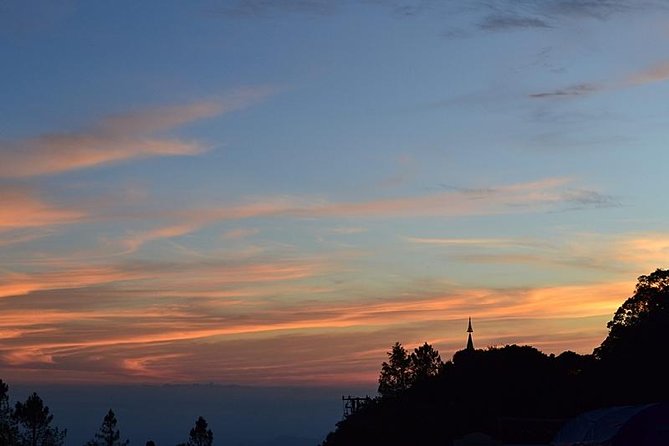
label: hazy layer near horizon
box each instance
[8,383,374,446]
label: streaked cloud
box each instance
[0,186,84,229]
[0,228,54,247]
[222,228,260,240]
[406,237,540,248]
[4,229,663,384]
[0,265,148,299]
[478,15,551,31]
[0,87,275,178]
[407,232,669,279]
[214,0,337,17]
[626,60,669,85]
[0,276,629,383]
[88,178,612,245]
[329,227,368,235]
[120,223,200,253]
[530,58,669,99]
[278,177,608,218]
[216,0,659,30]
[529,83,601,99]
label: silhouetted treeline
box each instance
[320,268,669,446]
[0,382,214,445]
[0,385,66,446]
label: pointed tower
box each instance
[466,317,474,351]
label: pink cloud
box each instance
[0,186,84,229]
[0,271,630,384]
[221,227,259,240]
[0,87,276,178]
[626,60,669,85]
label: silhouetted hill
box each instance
[320,269,669,446]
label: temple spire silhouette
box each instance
[466,317,474,351]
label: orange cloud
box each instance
[406,237,533,248]
[0,176,604,238]
[3,229,661,385]
[531,59,669,99]
[0,229,54,246]
[157,177,603,227]
[627,60,669,85]
[120,223,199,252]
[0,274,630,383]
[221,227,260,240]
[0,87,276,178]
[0,266,148,298]
[406,232,669,280]
[0,186,84,229]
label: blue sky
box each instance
[1,0,669,387]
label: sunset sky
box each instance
[2,0,669,387]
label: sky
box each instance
[2,0,669,391]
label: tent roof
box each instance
[551,403,657,446]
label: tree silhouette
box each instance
[378,342,412,398]
[410,342,443,383]
[0,379,17,445]
[13,392,65,446]
[187,416,213,446]
[86,409,129,446]
[595,268,669,361]
[591,268,669,403]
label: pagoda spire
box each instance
[466,317,474,351]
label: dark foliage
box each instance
[378,342,443,398]
[592,268,669,404]
[377,342,412,398]
[86,409,129,446]
[13,392,66,446]
[187,416,213,446]
[596,269,669,361]
[0,379,18,445]
[410,342,443,383]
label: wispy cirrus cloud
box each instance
[407,232,669,278]
[214,0,664,37]
[106,178,613,246]
[478,15,551,31]
[529,83,601,99]
[0,229,54,247]
[0,275,628,383]
[264,177,613,218]
[0,87,276,178]
[329,227,368,235]
[626,60,669,85]
[474,0,668,34]
[0,265,149,299]
[530,59,669,99]
[221,227,260,240]
[88,177,616,251]
[0,186,84,230]
[215,0,337,17]
[119,223,200,253]
[0,104,211,178]
[3,177,603,244]
[406,237,542,248]
[6,228,666,384]
[0,255,328,300]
